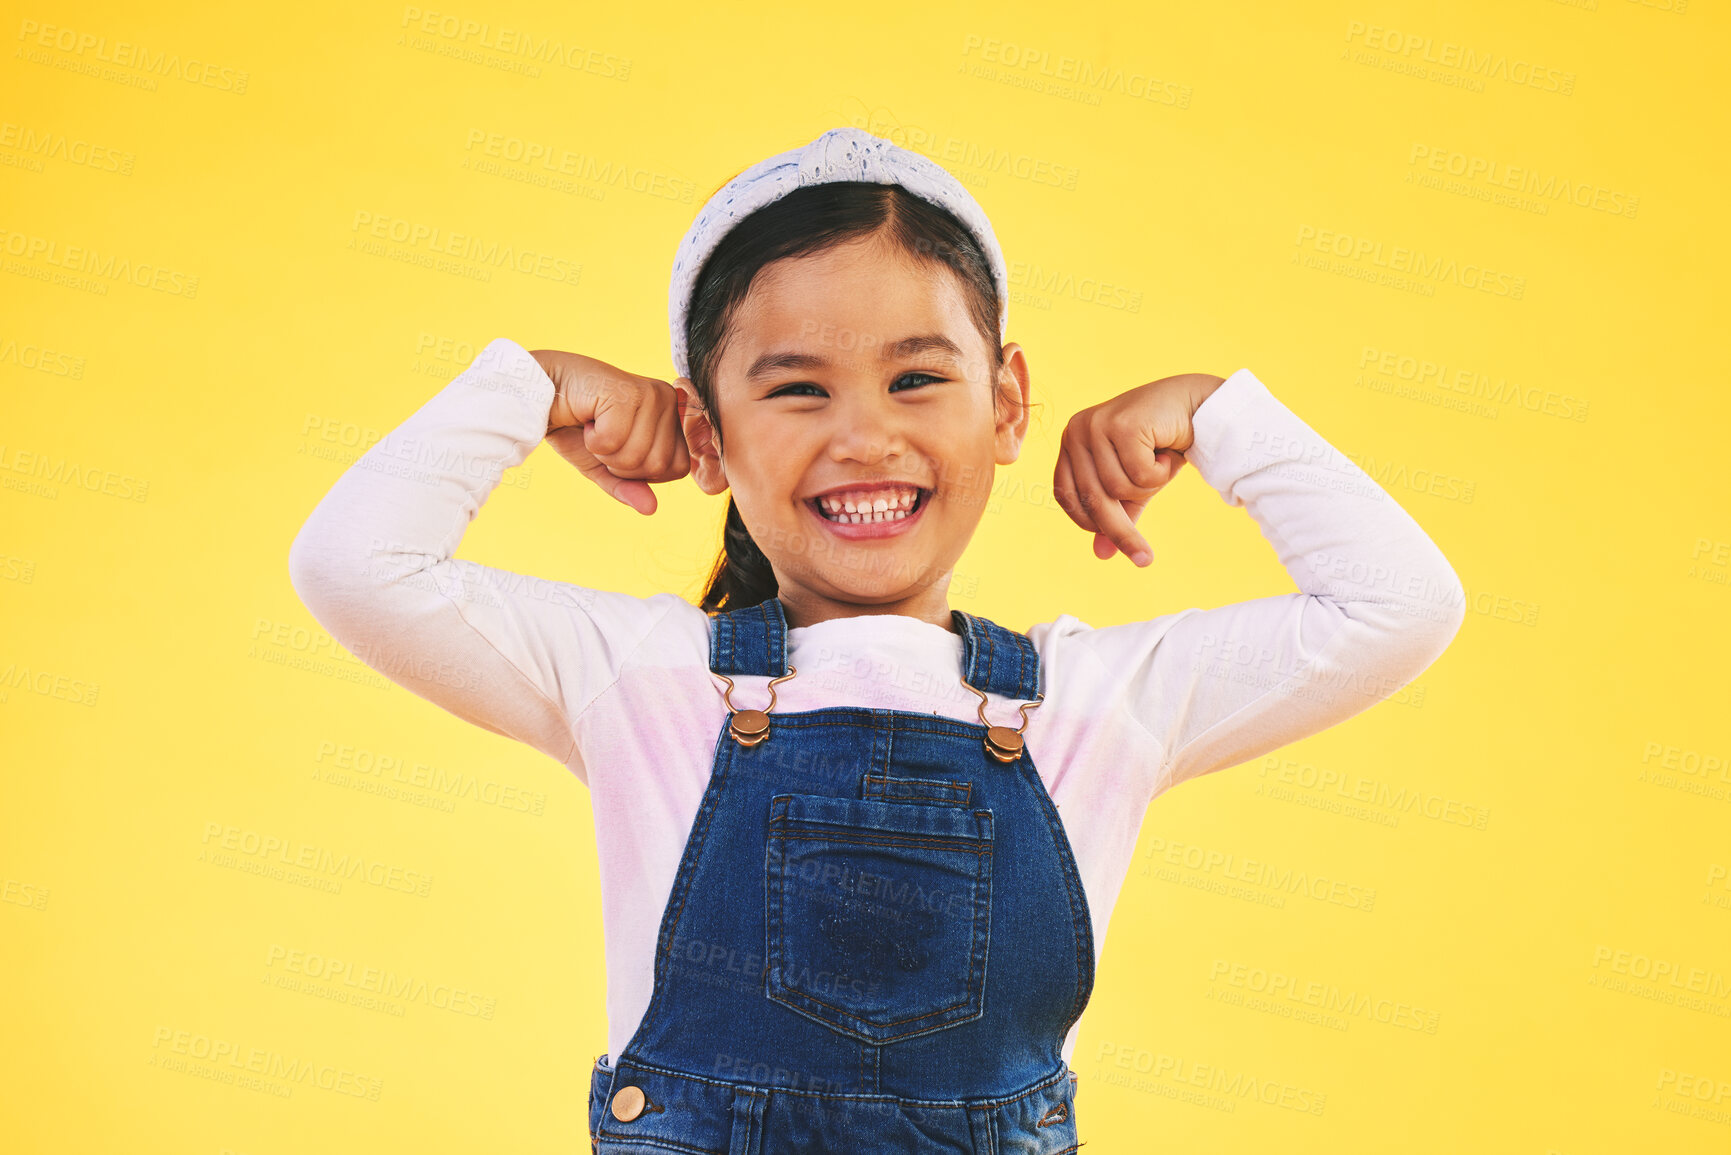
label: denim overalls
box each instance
[588,596,1095,1153]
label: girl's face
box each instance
[680,233,1030,631]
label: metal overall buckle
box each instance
[961,681,1044,763]
[713,667,798,747]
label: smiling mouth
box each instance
[808,486,930,524]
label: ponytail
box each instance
[700,496,779,613]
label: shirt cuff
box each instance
[1181,367,1270,507]
[455,338,559,439]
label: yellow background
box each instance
[4,0,1728,1151]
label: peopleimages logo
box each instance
[1294,225,1525,299]
[0,122,135,174]
[398,7,630,79]
[1008,259,1143,312]
[1408,144,1638,219]
[349,211,582,286]
[834,98,1082,192]
[462,130,697,202]
[15,19,250,92]
[959,34,1192,108]
[1343,21,1576,95]
[0,227,199,297]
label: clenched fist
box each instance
[530,349,691,515]
[1053,373,1224,566]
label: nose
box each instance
[826,391,912,469]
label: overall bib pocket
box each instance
[765,793,994,1044]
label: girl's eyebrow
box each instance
[744,334,965,381]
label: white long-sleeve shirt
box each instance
[287,337,1466,1065]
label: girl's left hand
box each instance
[1053,373,1225,566]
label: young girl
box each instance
[290,126,1465,1153]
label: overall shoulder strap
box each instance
[707,597,790,677]
[950,609,1043,701]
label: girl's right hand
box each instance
[529,349,691,515]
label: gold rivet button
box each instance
[730,708,770,745]
[610,1084,646,1122]
[985,726,1023,762]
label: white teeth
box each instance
[816,488,922,523]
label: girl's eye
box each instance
[767,382,824,398]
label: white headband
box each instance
[667,125,1010,381]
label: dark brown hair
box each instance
[686,182,1011,613]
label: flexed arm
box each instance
[1050,368,1467,794]
[286,339,691,781]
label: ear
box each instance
[992,343,1032,466]
[677,377,729,496]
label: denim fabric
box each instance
[590,597,1094,1153]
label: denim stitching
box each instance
[607,1055,1071,1107]
[770,599,781,672]
[766,831,991,854]
[594,1137,717,1154]
[741,712,1021,741]
[861,773,972,806]
[593,1132,719,1155]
